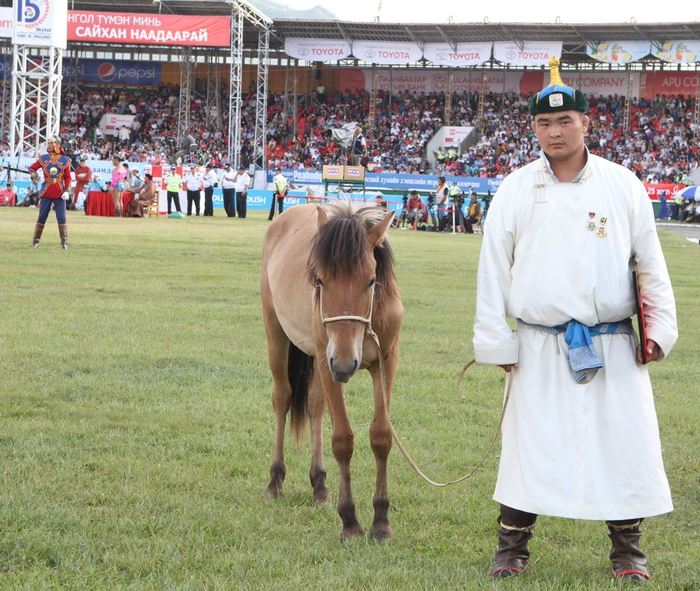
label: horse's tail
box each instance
[288,343,314,441]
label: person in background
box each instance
[72,156,92,210]
[86,172,106,193]
[127,168,144,194]
[434,176,449,229]
[111,156,127,217]
[221,164,237,218]
[406,190,425,229]
[164,167,183,215]
[202,164,218,216]
[125,173,156,217]
[234,165,250,219]
[464,192,482,234]
[0,181,17,207]
[184,167,202,216]
[16,173,41,207]
[269,167,288,220]
[28,136,72,249]
[473,57,677,583]
[351,127,367,166]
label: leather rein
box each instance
[317,284,512,488]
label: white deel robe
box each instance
[473,151,678,520]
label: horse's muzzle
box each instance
[329,357,359,383]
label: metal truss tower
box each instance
[283,62,299,139]
[205,54,222,130]
[622,67,633,133]
[694,71,700,129]
[368,68,377,123]
[0,45,11,141]
[228,5,244,169]
[9,46,63,162]
[477,69,487,134]
[252,28,270,169]
[176,48,196,152]
[444,70,454,126]
[227,0,272,170]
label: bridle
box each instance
[318,282,376,336]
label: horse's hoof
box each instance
[369,523,393,541]
[313,487,330,505]
[264,485,282,501]
[340,524,365,541]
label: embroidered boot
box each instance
[490,519,534,578]
[607,521,650,582]
[58,224,68,250]
[31,223,45,247]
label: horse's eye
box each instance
[368,278,376,288]
[315,278,323,287]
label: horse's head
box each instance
[307,205,395,383]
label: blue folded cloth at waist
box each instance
[526,319,633,384]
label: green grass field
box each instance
[1,207,698,590]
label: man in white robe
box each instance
[473,57,677,583]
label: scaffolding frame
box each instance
[694,72,700,129]
[227,0,272,170]
[0,45,11,141]
[252,28,270,169]
[622,66,633,133]
[176,47,196,150]
[9,46,63,162]
[444,70,453,125]
[204,53,222,130]
[283,61,299,139]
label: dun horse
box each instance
[261,203,403,540]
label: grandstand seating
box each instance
[39,85,698,184]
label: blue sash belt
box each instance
[524,319,633,384]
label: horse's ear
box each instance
[316,206,328,230]
[368,211,394,246]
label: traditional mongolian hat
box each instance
[47,135,65,153]
[529,56,588,115]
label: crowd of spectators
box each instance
[437,92,699,184]
[2,83,697,186]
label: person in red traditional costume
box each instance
[29,136,73,249]
[72,156,92,210]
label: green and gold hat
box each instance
[529,56,588,115]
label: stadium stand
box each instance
[31,85,697,185]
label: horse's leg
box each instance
[308,368,330,504]
[318,358,364,540]
[262,288,291,499]
[368,345,398,541]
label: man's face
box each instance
[47,141,57,153]
[532,110,589,162]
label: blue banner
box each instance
[266,169,502,195]
[0,58,161,84]
[63,59,162,85]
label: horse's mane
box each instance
[306,203,398,302]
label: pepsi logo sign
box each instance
[94,61,159,83]
[97,62,117,82]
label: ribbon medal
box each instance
[586,211,596,231]
[596,216,608,238]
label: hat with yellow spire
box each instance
[529,56,588,115]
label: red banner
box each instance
[67,11,231,47]
[640,72,700,99]
[644,182,685,200]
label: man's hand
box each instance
[636,339,662,365]
[499,364,514,373]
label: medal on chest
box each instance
[596,216,608,238]
[586,211,596,231]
